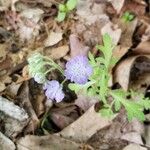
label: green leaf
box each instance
[66,0,77,11]
[56,11,66,22]
[125,102,145,121]
[59,4,66,12]
[99,108,114,118]
[87,88,96,96]
[88,51,96,66]
[114,100,121,111]
[68,83,82,93]
[138,98,150,110]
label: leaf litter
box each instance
[0,0,150,149]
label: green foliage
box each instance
[121,11,135,23]
[27,53,63,84]
[56,0,78,22]
[69,33,150,121]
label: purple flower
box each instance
[64,55,93,84]
[43,80,64,103]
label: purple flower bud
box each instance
[64,55,93,84]
[43,80,64,103]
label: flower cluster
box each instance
[43,80,64,103]
[28,53,93,103]
[64,55,93,84]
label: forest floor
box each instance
[0,0,150,150]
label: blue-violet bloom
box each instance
[64,55,93,84]
[43,80,64,103]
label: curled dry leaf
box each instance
[17,135,83,150]
[101,22,122,45]
[17,82,39,133]
[56,105,112,142]
[45,45,69,60]
[133,41,150,55]
[119,18,138,47]
[69,34,89,57]
[5,82,22,98]
[114,55,150,91]
[44,32,63,47]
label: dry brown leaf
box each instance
[123,144,147,150]
[44,32,63,47]
[121,132,143,145]
[56,105,112,142]
[0,44,7,63]
[121,0,146,16]
[119,18,138,47]
[113,46,129,60]
[101,22,122,45]
[133,41,150,54]
[51,113,74,130]
[69,34,89,57]
[17,134,83,150]
[76,0,107,25]
[109,0,125,14]
[5,82,22,98]
[0,82,5,92]
[75,94,99,111]
[18,81,39,133]
[45,45,69,60]
[114,55,150,91]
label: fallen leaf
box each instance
[20,8,44,24]
[56,105,112,142]
[121,132,143,145]
[69,34,89,57]
[119,18,138,47]
[0,44,7,63]
[5,82,22,98]
[123,144,147,150]
[76,0,107,25]
[17,81,39,134]
[143,124,150,146]
[75,94,99,111]
[51,113,74,129]
[17,135,84,150]
[133,41,150,55]
[101,22,122,45]
[114,55,150,91]
[45,45,69,60]
[44,32,63,47]
[109,0,125,14]
[0,82,5,92]
[121,0,146,16]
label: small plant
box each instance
[56,0,78,22]
[68,34,150,121]
[121,11,135,22]
[28,34,150,121]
